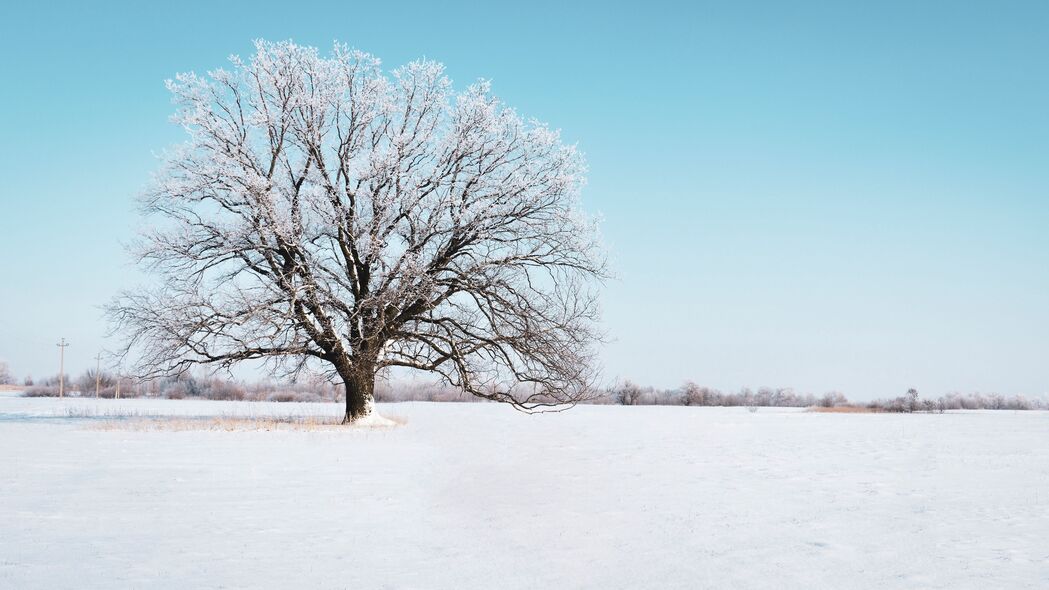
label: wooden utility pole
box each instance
[94,352,103,398]
[56,338,68,398]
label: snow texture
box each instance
[1,397,1047,588]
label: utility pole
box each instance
[115,374,121,399]
[56,338,69,398]
[94,352,103,398]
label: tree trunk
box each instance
[342,365,376,423]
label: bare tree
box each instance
[108,40,607,422]
[681,381,710,406]
[612,381,645,406]
[0,361,12,385]
[907,388,920,412]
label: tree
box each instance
[681,381,705,406]
[681,382,720,407]
[906,388,919,412]
[107,40,607,422]
[612,381,645,406]
[0,361,12,385]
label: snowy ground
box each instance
[1,396,1047,589]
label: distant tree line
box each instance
[20,370,476,404]
[866,388,1045,412]
[23,371,340,402]
[606,383,1047,412]
[602,382,1046,412]
[16,369,1046,411]
[601,381,848,408]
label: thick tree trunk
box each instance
[342,365,376,424]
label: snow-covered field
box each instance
[1,396,1047,589]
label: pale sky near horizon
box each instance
[1,1,1047,400]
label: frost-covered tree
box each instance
[108,40,606,422]
[907,388,920,412]
[612,381,645,406]
[0,361,13,385]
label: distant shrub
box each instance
[819,392,848,408]
[23,386,58,397]
[164,383,188,399]
[206,381,246,401]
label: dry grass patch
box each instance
[88,414,406,432]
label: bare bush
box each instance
[819,392,848,408]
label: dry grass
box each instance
[0,384,24,392]
[87,414,407,432]
[807,406,883,414]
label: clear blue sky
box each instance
[1,1,1047,399]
